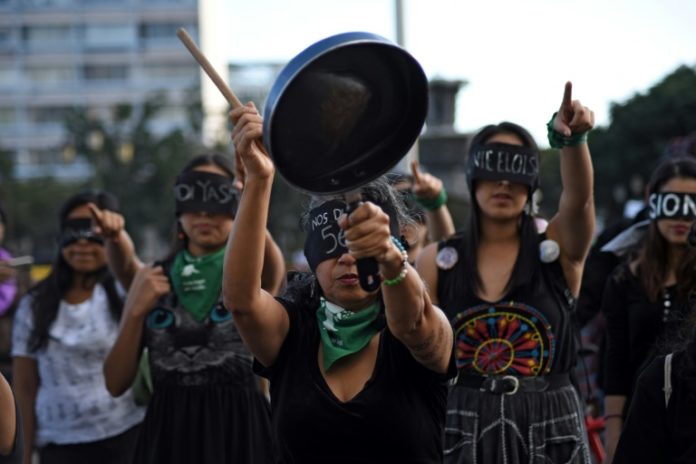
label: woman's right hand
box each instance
[124,265,171,319]
[229,102,275,183]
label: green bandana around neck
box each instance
[170,247,225,322]
[316,297,381,371]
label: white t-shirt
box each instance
[11,284,145,446]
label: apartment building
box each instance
[0,0,229,179]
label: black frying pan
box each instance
[263,32,428,291]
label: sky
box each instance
[222,0,696,147]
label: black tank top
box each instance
[437,234,578,376]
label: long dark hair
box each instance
[636,156,696,303]
[446,122,541,302]
[669,237,696,384]
[167,152,236,260]
[28,191,123,352]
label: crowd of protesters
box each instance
[0,79,694,464]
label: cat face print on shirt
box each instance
[144,292,255,387]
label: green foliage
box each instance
[589,64,696,218]
[66,95,199,253]
[1,93,205,261]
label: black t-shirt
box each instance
[602,264,690,396]
[254,291,454,463]
[614,352,696,464]
[437,234,578,376]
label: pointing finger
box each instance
[562,81,572,108]
[87,203,104,224]
[410,160,422,183]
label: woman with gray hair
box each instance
[224,103,455,463]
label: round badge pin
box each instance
[436,246,459,270]
[539,239,560,263]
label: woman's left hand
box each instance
[553,81,595,136]
[410,160,443,200]
[338,202,398,265]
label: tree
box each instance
[589,64,696,219]
[62,93,203,259]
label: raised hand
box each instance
[88,202,125,242]
[553,82,595,137]
[124,265,171,319]
[338,202,394,264]
[229,102,275,184]
[410,160,443,200]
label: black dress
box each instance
[614,352,696,464]
[602,264,690,403]
[437,234,591,464]
[132,288,273,464]
[254,277,455,464]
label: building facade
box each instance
[0,0,218,179]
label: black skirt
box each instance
[444,382,591,464]
[132,384,273,464]
[39,424,141,464]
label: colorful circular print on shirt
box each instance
[451,302,555,376]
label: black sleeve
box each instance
[576,251,619,327]
[602,269,632,396]
[252,295,306,380]
[612,357,668,464]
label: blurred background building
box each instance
[0,0,232,180]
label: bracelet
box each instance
[603,414,623,421]
[547,112,589,148]
[382,236,409,286]
[412,187,448,211]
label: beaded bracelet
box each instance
[383,236,409,286]
[546,112,589,149]
[413,187,448,211]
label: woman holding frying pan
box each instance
[416,83,595,463]
[224,100,455,462]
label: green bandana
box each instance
[316,297,381,371]
[170,248,225,322]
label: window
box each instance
[27,65,76,85]
[23,25,72,45]
[83,64,129,81]
[142,63,198,80]
[28,106,73,124]
[26,0,74,6]
[80,0,127,4]
[0,67,18,87]
[140,23,196,47]
[84,24,136,49]
[0,28,13,48]
[0,107,15,126]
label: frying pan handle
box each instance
[345,201,382,292]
